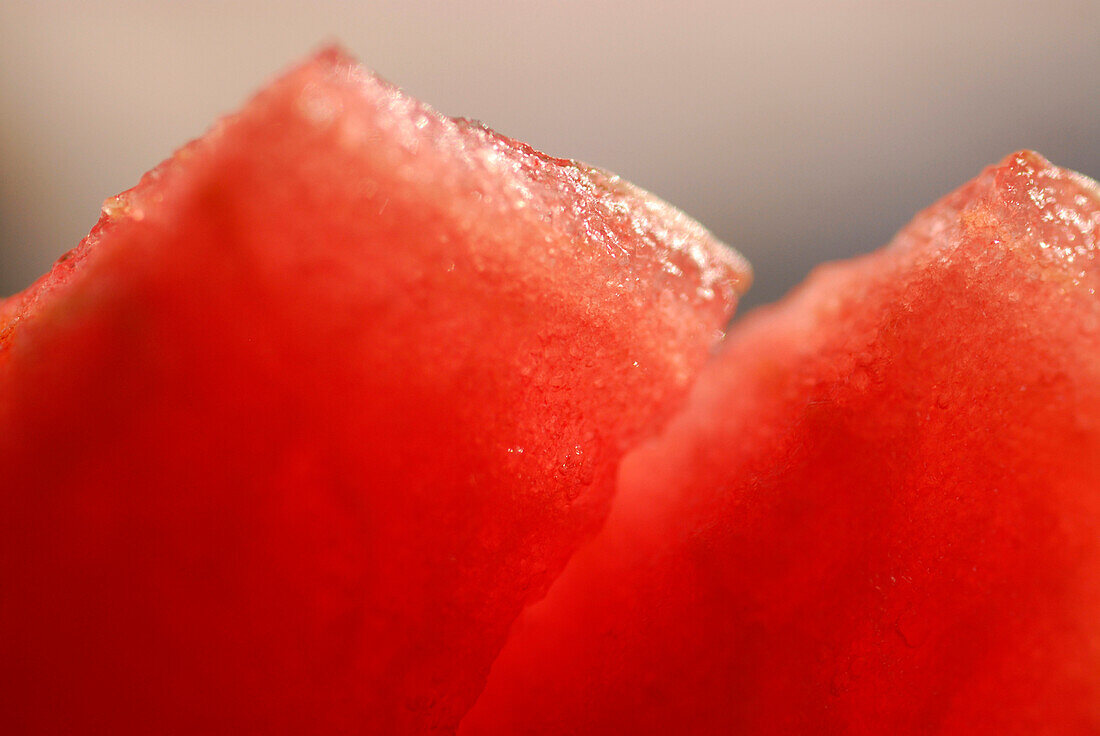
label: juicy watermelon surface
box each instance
[4,43,1100,736]
[0,48,747,734]
[460,151,1100,735]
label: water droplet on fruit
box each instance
[101,194,144,222]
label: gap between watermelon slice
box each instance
[0,47,748,734]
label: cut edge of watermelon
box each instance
[457,148,1100,734]
[1,44,751,364]
[748,149,1099,338]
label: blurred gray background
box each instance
[3,0,1099,310]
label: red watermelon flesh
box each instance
[0,48,748,734]
[460,151,1100,735]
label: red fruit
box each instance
[0,48,748,734]
[462,152,1100,735]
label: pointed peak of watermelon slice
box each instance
[3,47,749,367]
[875,151,1100,288]
[990,150,1100,259]
[308,42,360,69]
[311,46,750,313]
[234,47,752,310]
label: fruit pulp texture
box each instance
[0,48,748,734]
[461,151,1100,735]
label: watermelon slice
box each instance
[0,48,748,734]
[460,152,1100,735]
